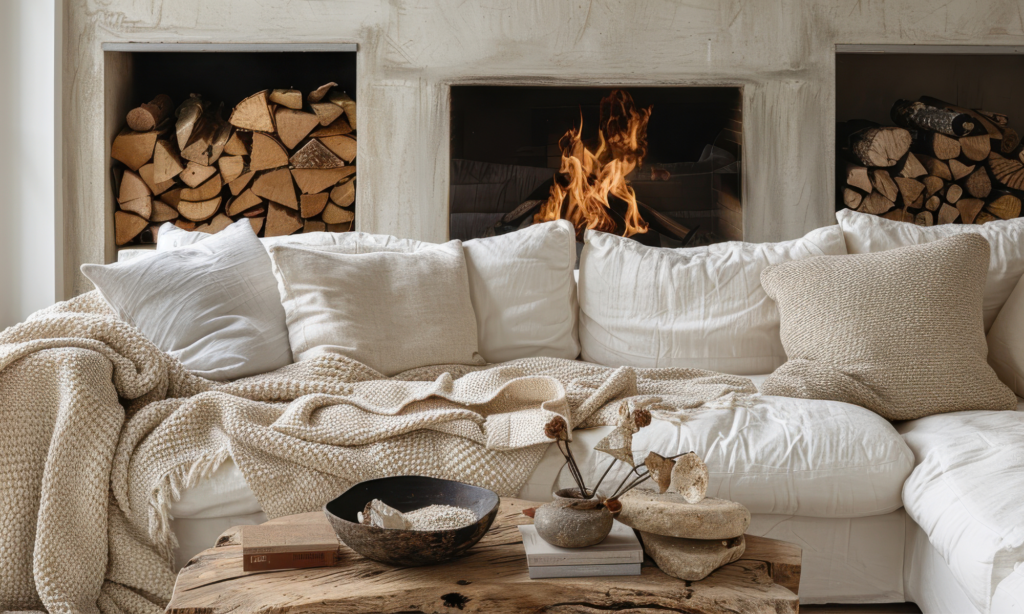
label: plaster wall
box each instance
[62,0,1024,296]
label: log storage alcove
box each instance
[836,46,1024,226]
[104,44,357,256]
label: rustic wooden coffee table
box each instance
[167,498,801,613]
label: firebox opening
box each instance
[449,86,742,252]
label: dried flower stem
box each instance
[557,440,590,497]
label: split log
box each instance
[250,133,290,171]
[919,97,996,137]
[119,196,152,219]
[894,177,925,204]
[328,91,356,129]
[228,170,257,196]
[291,166,356,194]
[847,127,912,167]
[976,211,999,224]
[307,82,337,104]
[199,213,234,234]
[118,169,152,203]
[859,192,895,215]
[917,155,951,180]
[911,130,961,160]
[326,221,353,233]
[180,174,222,202]
[310,102,343,127]
[178,196,222,222]
[960,135,992,162]
[871,169,899,201]
[310,116,353,138]
[208,116,233,164]
[896,152,928,178]
[226,189,262,216]
[242,206,266,218]
[881,207,914,223]
[925,195,942,211]
[842,187,863,210]
[269,89,303,110]
[151,200,179,223]
[252,168,298,209]
[844,163,873,193]
[180,115,218,165]
[153,139,184,183]
[115,211,149,245]
[938,203,960,224]
[976,109,1009,127]
[127,94,174,133]
[949,159,975,181]
[265,202,303,236]
[1002,128,1020,154]
[275,108,320,149]
[322,203,355,225]
[179,161,217,188]
[229,90,274,132]
[290,139,345,169]
[915,210,934,226]
[160,188,183,209]
[922,176,945,197]
[320,135,357,163]
[988,152,1024,191]
[223,131,251,156]
[139,163,175,196]
[330,180,355,208]
[111,127,159,171]
[957,198,985,224]
[891,99,976,137]
[174,220,197,231]
[963,166,992,199]
[218,156,246,184]
[945,183,963,204]
[986,192,1022,219]
[300,193,330,218]
[248,217,265,235]
[175,94,208,151]
[304,220,326,233]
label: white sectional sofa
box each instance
[120,209,1024,613]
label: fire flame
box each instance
[534,90,652,238]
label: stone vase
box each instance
[533,488,614,548]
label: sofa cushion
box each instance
[898,403,1024,614]
[761,234,1016,420]
[156,221,580,364]
[83,220,292,380]
[577,225,847,375]
[578,388,914,518]
[837,208,1024,331]
[267,240,484,375]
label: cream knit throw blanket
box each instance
[0,292,756,613]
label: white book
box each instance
[528,562,642,579]
[519,521,643,567]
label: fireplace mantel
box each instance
[62,0,1024,297]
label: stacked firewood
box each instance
[838,96,1022,226]
[110,83,356,246]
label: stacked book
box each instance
[518,520,643,579]
[240,519,340,571]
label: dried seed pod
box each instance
[645,451,676,493]
[670,452,709,504]
[604,499,622,514]
[544,416,568,441]
[633,407,652,428]
[594,423,636,466]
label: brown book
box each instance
[241,518,340,572]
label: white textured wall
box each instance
[62,0,1024,297]
[0,0,59,329]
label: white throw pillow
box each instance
[158,221,580,363]
[267,240,484,375]
[577,225,848,374]
[987,274,1024,396]
[82,220,292,380]
[837,208,1024,331]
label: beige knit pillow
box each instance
[760,233,1016,420]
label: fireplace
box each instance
[449,86,742,250]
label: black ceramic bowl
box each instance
[323,476,500,566]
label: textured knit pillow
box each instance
[761,234,1016,420]
[267,240,484,376]
[987,274,1024,396]
[82,220,292,380]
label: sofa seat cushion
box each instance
[898,401,1024,614]
[580,386,913,518]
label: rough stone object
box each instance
[617,491,750,540]
[533,498,613,548]
[670,452,709,503]
[641,532,746,581]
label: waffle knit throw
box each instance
[0,292,756,613]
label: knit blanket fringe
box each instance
[0,292,757,613]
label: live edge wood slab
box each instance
[167,498,801,614]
